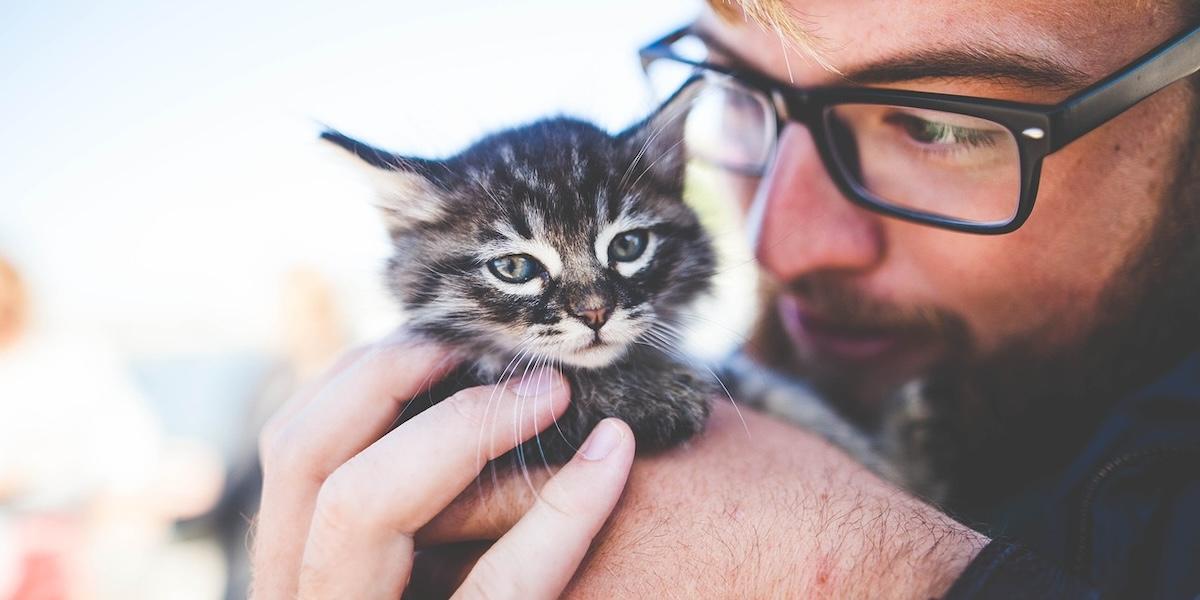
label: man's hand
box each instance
[249,332,635,599]
[418,400,990,597]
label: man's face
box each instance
[700,1,1197,417]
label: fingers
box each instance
[417,398,746,548]
[260,329,422,441]
[252,334,457,600]
[262,338,457,481]
[259,344,373,438]
[453,419,635,600]
[296,369,572,599]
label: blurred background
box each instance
[0,0,760,597]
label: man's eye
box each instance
[487,254,542,283]
[608,229,650,263]
[885,113,1000,148]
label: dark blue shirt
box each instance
[947,352,1200,599]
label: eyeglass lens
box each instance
[662,66,1023,225]
[823,105,1021,224]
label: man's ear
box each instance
[320,129,448,231]
[617,82,701,196]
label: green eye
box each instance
[886,113,999,148]
[608,229,650,263]
[487,254,542,284]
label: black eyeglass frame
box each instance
[639,24,1200,234]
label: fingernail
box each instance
[510,367,560,397]
[579,419,623,461]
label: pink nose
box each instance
[572,306,611,330]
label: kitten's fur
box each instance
[323,90,716,462]
[323,91,937,495]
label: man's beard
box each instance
[747,107,1200,507]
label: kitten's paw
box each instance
[623,368,713,453]
[507,359,716,464]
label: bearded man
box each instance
[250,1,1200,597]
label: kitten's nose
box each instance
[571,304,612,331]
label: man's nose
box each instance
[753,126,885,281]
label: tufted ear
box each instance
[617,82,701,196]
[320,129,448,231]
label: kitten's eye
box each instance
[608,229,650,263]
[487,254,542,284]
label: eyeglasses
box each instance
[639,24,1200,234]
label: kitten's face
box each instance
[326,98,713,369]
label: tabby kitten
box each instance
[322,90,717,463]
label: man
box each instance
[250,0,1200,597]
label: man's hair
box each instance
[704,0,833,70]
[705,0,806,41]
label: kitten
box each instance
[321,90,936,495]
[322,89,718,463]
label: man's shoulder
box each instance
[958,352,1200,598]
[1058,350,1200,596]
[1081,351,1200,466]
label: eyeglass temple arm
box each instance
[638,26,693,73]
[1050,25,1200,152]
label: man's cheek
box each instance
[889,230,1041,354]
[929,256,1096,355]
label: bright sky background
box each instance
[1,0,698,356]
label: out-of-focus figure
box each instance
[0,258,27,351]
[0,255,224,600]
[194,266,350,600]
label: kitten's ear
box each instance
[617,83,701,195]
[320,129,448,231]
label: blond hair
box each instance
[704,0,836,72]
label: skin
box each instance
[251,0,1197,596]
[252,334,985,598]
[250,332,635,599]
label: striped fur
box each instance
[324,94,716,461]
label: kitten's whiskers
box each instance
[475,340,535,516]
[643,323,752,440]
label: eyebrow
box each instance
[692,24,1091,92]
[845,48,1091,91]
